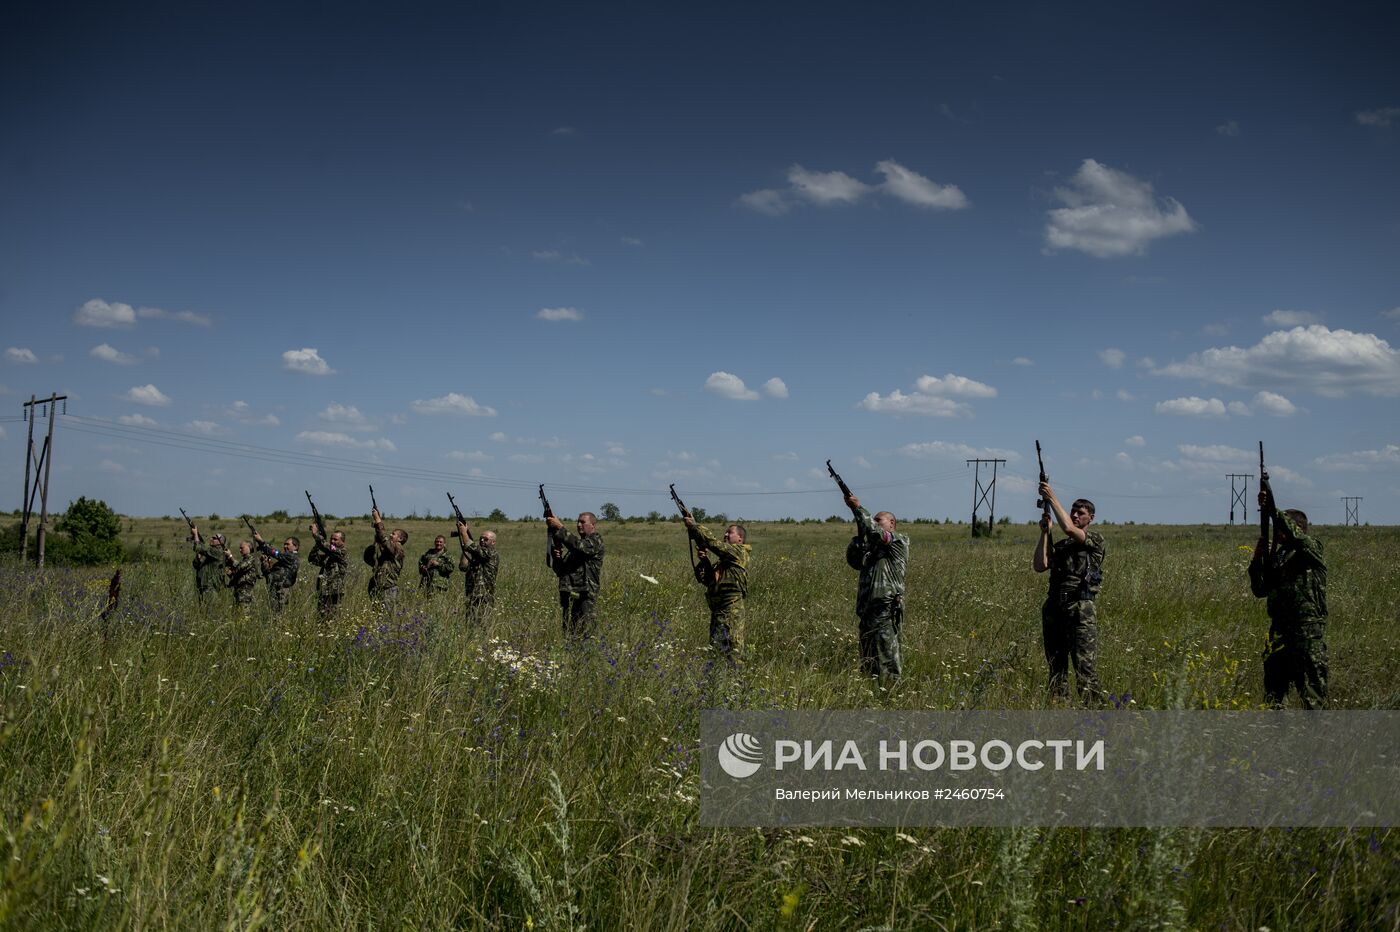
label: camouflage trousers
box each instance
[465,593,494,628]
[1263,621,1328,709]
[233,587,256,608]
[1041,598,1103,704]
[708,597,745,665]
[318,587,343,621]
[858,598,903,679]
[371,585,400,610]
[268,584,293,615]
[560,590,598,640]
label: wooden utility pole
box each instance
[20,393,66,568]
[19,394,36,563]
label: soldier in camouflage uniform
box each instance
[1249,492,1328,709]
[1033,482,1105,704]
[843,494,908,680]
[684,515,751,664]
[253,532,300,614]
[418,535,454,597]
[546,511,604,639]
[306,522,349,620]
[456,521,499,626]
[190,525,227,602]
[225,539,261,609]
[368,507,407,607]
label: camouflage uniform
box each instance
[845,506,909,679]
[418,546,454,596]
[192,539,227,601]
[1042,530,1105,703]
[551,525,604,638]
[256,540,300,614]
[689,523,751,663]
[368,525,406,606]
[459,538,499,626]
[226,549,261,608]
[307,535,349,619]
[1249,508,1328,709]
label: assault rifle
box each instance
[539,485,555,568]
[369,484,379,518]
[447,492,469,538]
[826,459,853,498]
[671,483,699,574]
[305,490,326,542]
[1258,442,1273,552]
[1035,440,1051,522]
[669,483,690,518]
[242,514,259,540]
[179,507,196,541]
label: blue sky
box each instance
[2,0,1398,523]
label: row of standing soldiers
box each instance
[186,480,1329,708]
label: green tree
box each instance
[488,508,508,522]
[600,502,623,523]
[54,496,125,565]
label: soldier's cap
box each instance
[211,533,225,542]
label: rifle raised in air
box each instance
[1258,441,1273,552]
[826,459,853,499]
[447,492,469,538]
[539,485,556,567]
[179,507,196,541]
[669,483,690,518]
[305,490,326,541]
[369,484,379,517]
[1035,440,1051,522]
[242,514,259,540]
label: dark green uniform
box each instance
[307,535,349,619]
[1042,529,1105,703]
[551,525,604,638]
[418,546,454,595]
[226,549,261,607]
[845,507,908,679]
[1249,508,1328,709]
[368,525,405,606]
[689,523,751,663]
[192,539,226,600]
[459,538,499,625]
[256,541,299,614]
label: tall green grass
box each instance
[2,519,1398,928]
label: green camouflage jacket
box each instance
[307,536,349,596]
[845,506,909,616]
[193,540,227,591]
[1048,530,1106,603]
[369,524,405,593]
[689,522,750,613]
[256,540,300,592]
[1249,507,1327,625]
[551,527,604,594]
[226,550,261,601]
[418,546,454,591]
[459,539,500,603]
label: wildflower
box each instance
[840,835,865,848]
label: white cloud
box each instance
[531,250,590,267]
[98,459,125,474]
[118,413,158,427]
[282,348,334,376]
[1227,400,1252,416]
[1115,451,1133,465]
[772,451,799,461]
[1178,443,1251,462]
[5,347,38,364]
[1011,356,1034,366]
[446,450,492,462]
[860,390,969,417]
[898,440,1019,461]
[1382,307,1400,321]
[122,384,172,407]
[185,420,225,435]
[874,159,969,210]
[225,400,279,426]
[1099,348,1126,369]
[913,373,997,398]
[508,452,545,464]
[489,431,509,442]
[1314,445,1400,472]
[1262,309,1319,327]
[90,343,140,365]
[138,306,211,326]
[1355,107,1400,128]
[1154,325,1400,397]
[295,430,396,452]
[1216,120,1241,137]
[1203,323,1230,337]
[551,126,576,136]
[855,456,874,469]
[318,403,374,431]
[787,164,871,205]
[621,236,643,246]
[737,188,791,215]
[1125,435,1146,447]
[1251,390,1297,417]
[1155,396,1226,417]
[1137,357,1156,368]
[1044,159,1197,257]
[763,377,789,399]
[410,393,497,416]
[74,299,137,328]
[1116,389,1136,402]
[705,371,760,401]
[536,306,584,322]
[605,443,627,456]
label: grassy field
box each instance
[2,516,1399,929]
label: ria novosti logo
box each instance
[718,733,763,779]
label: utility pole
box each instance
[20,393,67,569]
[19,394,36,564]
[966,458,1007,538]
[1226,473,1252,524]
[1341,496,1362,527]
